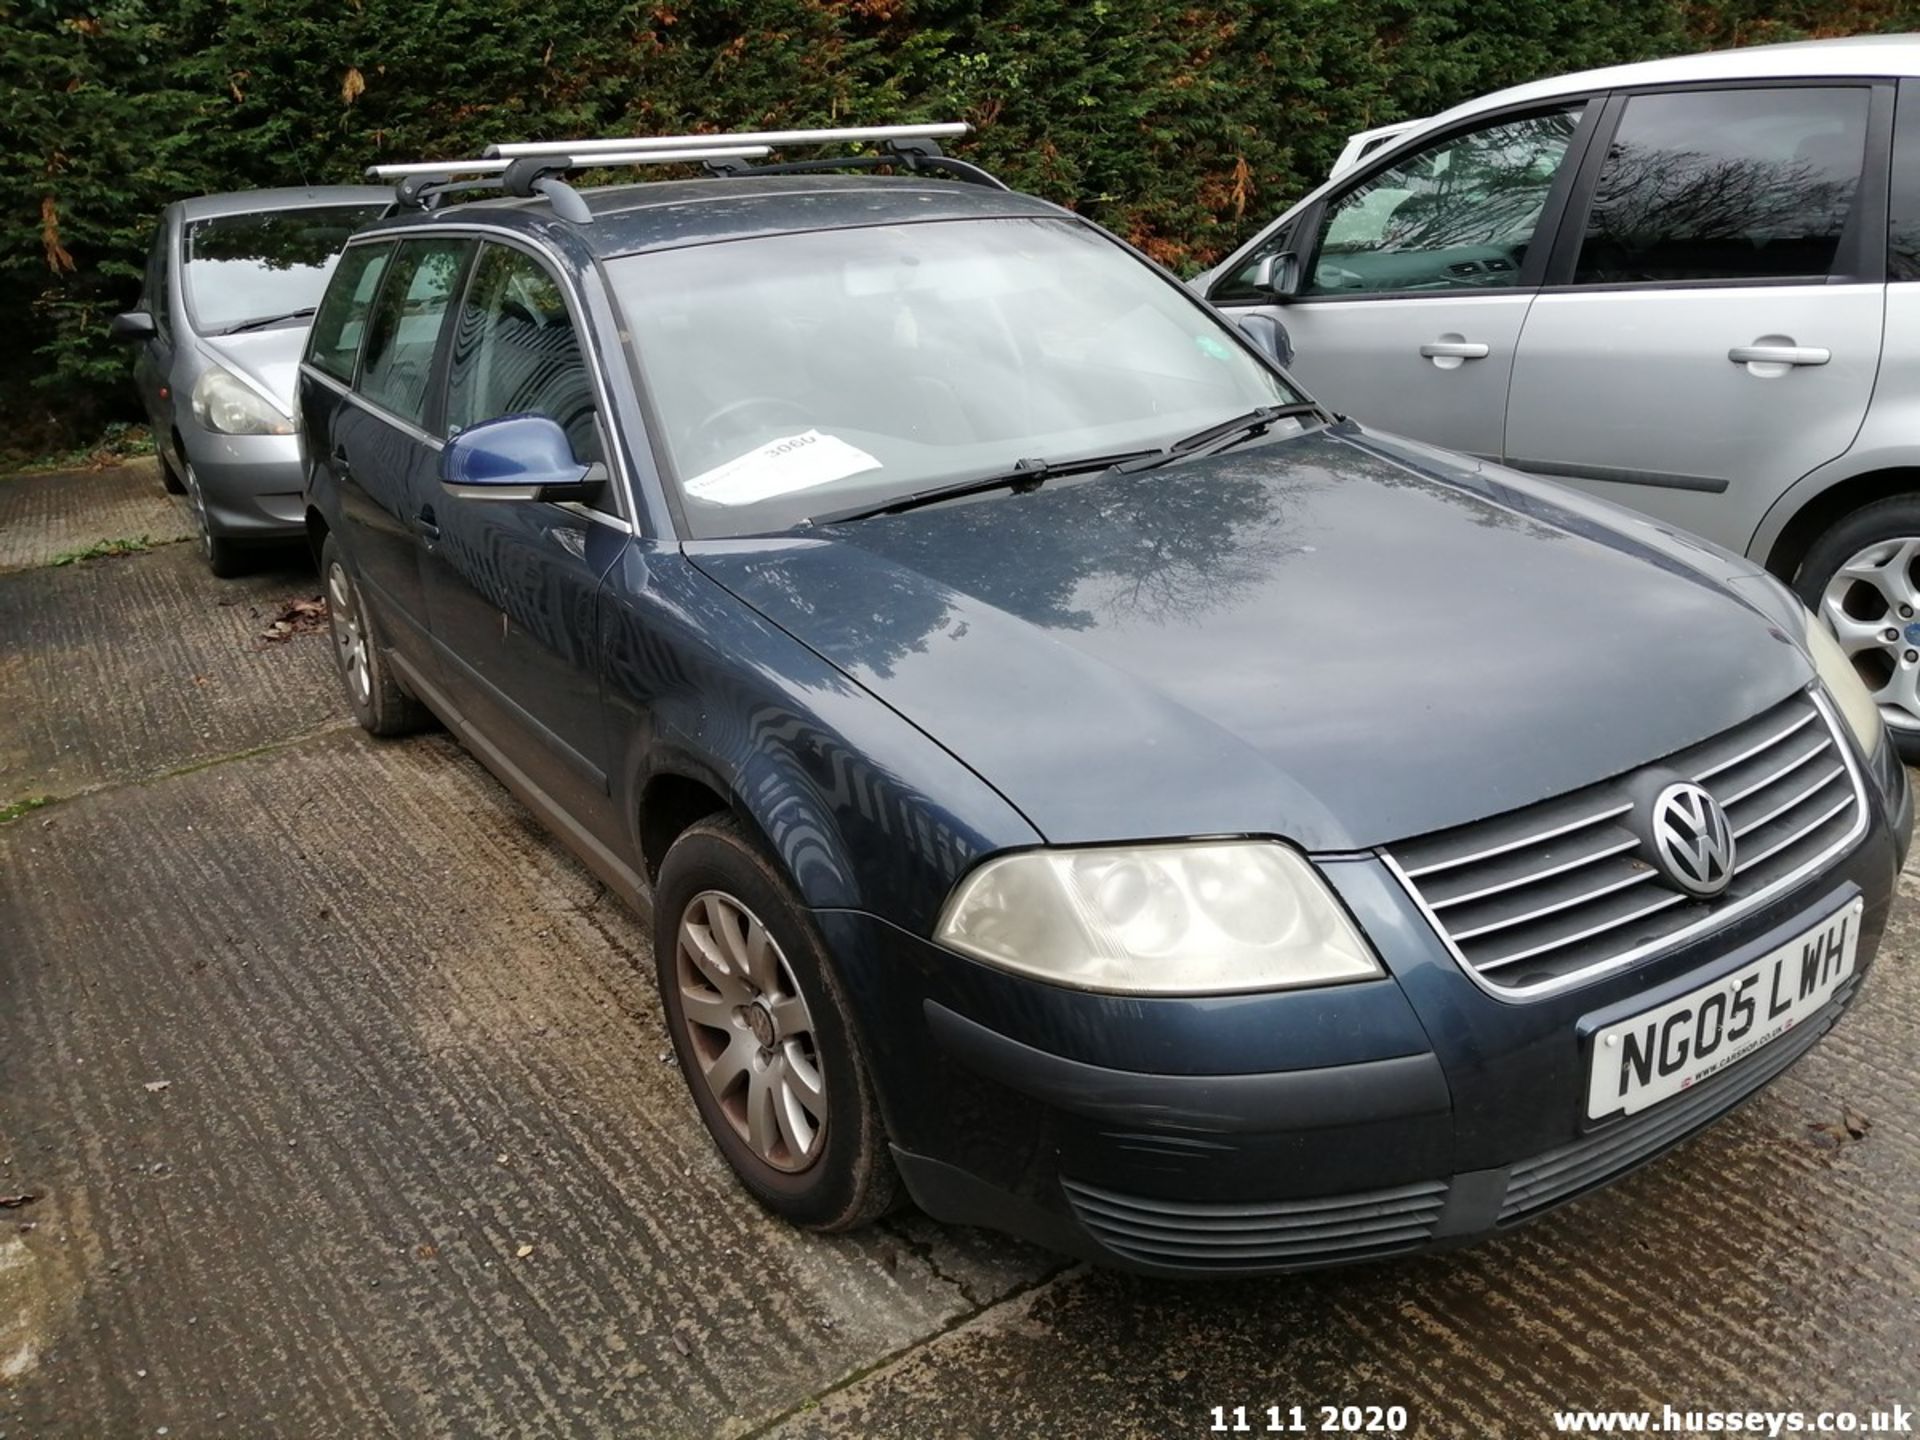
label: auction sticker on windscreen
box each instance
[685,430,882,506]
[1586,898,1861,1121]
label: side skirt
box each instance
[388,649,653,922]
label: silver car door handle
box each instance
[1728,344,1830,367]
[1419,340,1490,359]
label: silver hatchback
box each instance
[1199,34,1920,755]
[110,187,389,575]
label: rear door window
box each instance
[443,243,603,464]
[307,241,393,382]
[357,237,473,427]
[1572,87,1871,285]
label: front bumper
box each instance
[181,428,306,541]
[821,755,1908,1277]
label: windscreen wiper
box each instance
[804,448,1161,527]
[1112,401,1327,474]
[220,307,317,335]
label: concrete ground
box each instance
[2,462,1916,1439]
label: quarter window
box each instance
[358,237,472,425]
[307,242,392,383]
[1297,107,1584,298]
[1573,87,1870,286]
[444,244,603,464]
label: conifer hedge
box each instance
[3,0,1911,449]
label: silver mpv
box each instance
[110,187,389,575]
[1200,34,1920,756]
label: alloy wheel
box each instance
[1820,535,1920,733]
[326,561,372,707]
[674,890,828,1173]
[183,462,212,561]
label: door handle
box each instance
[1728,344,1830,368]
[414,506,440,541]
[330,446,353,479]
[1419,339,1490,360]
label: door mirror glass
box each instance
[441,414,601,503]
[1212,236,1300,304]
[1305,106,1585,297]
[109,310,156,343]
[1234,313,1295,369]
[1249,251,1301,301]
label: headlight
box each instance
[191,367,292,436]
[1803,605,1885,756]
[934,840,1383,994]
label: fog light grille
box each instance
[1062,1177,1447,1271]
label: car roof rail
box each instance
[365,121,998,219]
[368,146,776,216]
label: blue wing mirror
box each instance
[440,414,604,503]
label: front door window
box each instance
[1304,107,1586,296]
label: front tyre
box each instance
[1797,494,1920,763]
[320,535,430,736]
[654,815,898,1231]
[182,461,246,578]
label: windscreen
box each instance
[184,204,387,334]
[607,216,1299,536]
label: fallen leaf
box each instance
[257,597,328,644]
[1843,1106,1871,1139]
[0,1192,40,1209]
[671,1332,691,1356]
[143,1079,171,1093]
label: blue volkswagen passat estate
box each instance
[297,127,1911,1275]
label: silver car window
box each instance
[1572,87,1870,285]
[1301,107,1586,297]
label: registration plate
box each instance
[1586,899,1862,1121]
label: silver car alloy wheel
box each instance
[325,561,372,707]
[674,889,828,1173]
[1821,535,1920,733]
[182,462,212,561]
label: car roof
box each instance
[1437,32,1920,125]
[175,186,394,221]
[354,173,1069,258]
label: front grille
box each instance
[1386,689,1865,996]
[1062,1177,1447,1271]
[1498,980,1854,1223]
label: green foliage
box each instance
[2,417,152,474]
[49,533,156,564]
[3,0,1911,449]
[0,794,58,825]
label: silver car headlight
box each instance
[934,840,1383,995]
[191,367,293,436]
[1803,604,1885,756]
